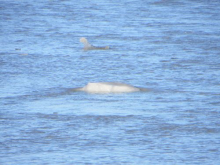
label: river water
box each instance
[1,0,220,164]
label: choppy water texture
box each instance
[1,0,220,164]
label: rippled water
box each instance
[1,0,220,164]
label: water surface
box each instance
[1,0,220,164]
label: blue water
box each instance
[1,0,220,164]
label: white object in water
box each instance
[76,82,146,93]
[80,37,109,50]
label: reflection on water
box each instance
[1,0,220,164]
